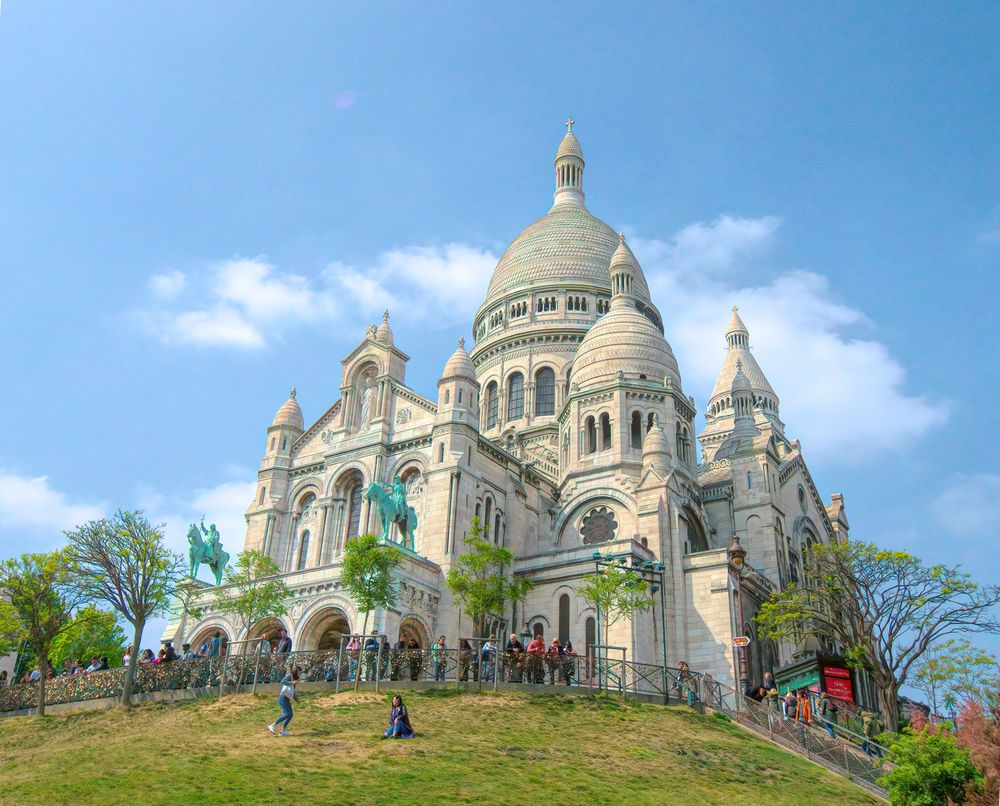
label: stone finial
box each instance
[289,387,297,399]
[383,309,390,323]
[566,117,575,132]
[458,336,465,349]
[618,231,626,244]
[732,305,738,312]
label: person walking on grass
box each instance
[381,694,414,739]
[268,667,300,736]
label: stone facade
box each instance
[166,123,849,691]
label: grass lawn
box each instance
[0,689,880,805]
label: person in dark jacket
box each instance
[381,694,414,739]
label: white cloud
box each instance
[0,471,105,541]
[150,270,186,299]
[143,245,496,349]
[929,474,1000,536]
[633,217,948,461]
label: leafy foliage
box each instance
[63,510,186,706]
[0,551,88,714]
[214,550,289,637]
[340,533,401,636]
[913,639,997,718]
[445,517,531,637]
[48,606,127,670]
[579,564,652,646]
[879,724,983,805]
[754,540,1000,726]
[955,693,1000,806]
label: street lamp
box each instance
[727,535,750,693]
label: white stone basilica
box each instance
[172,123,850,690]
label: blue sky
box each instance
[1,4,998,665]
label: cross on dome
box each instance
[289,387,297,399]
[566,117,575,132]
[458,336,465,349]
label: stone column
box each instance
[283,514,300,571]
[261,513,273,557]
[310,504,329,567]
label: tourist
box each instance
[267,667,300,736]
[27,667,41,684]
[163,641,177,662]
[818,692,837,739]
[481,639,496,682]
[545,638,564,685]
[763,671,775,691]
[766,686,780,723]
[783,689,797,721]
[197,641,209,658]
[505,633,525,682]
[750,685,767,702]
[431,635,446,681]
[563,640,577,684]
[140,649,155,664]
[155,648,166,663]
[0,670,6,687]
[85,656,101,673]
[392,634,407,681]
[364,631,379,681]
[208,631,223,658]
[122,646,133,667]
[861,710,880,757]
[346,634,361,681]
[526,633,545,684]
[182,643,195,660]
[381,694,414,739]
[276,629,292,655]
[407,637,421,681]
[795,688,812,724]
[99,656,109,671]
[677,661,696,706]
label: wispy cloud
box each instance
[0,470,106,546]
[929,473,1000,536]
[149,270,186,299]
[633,216,948,461]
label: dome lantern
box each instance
[553,118,585,208]
[610,232,639,308]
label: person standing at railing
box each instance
[458,639,472,681]
[795,688,812,724]
[766,686,780,724]
[407,637,421,681]
[563,640,577,685]
[481,639,496,682]
[545,638,564,685]
[346,634,361,682]
[363,631,379,682]
[392,634,407,681]
[525,633,545,684]
[431,635,447,681]
[504,634,525,682]
[817,692,837,739]
[861,710,880,757]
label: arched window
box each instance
[535,368,555,416]
[600,413,612,450]
[438,442,446,462]
[346,482,363,541]
[647,412,655,432]
[457,388,463,403]
[269,437,275,452]
[585,416,597,455]
[281,436,287,450]
[585,617,596,656]
[444,389,450,405]
[630,412,642,449]
[297,530,310,570]
[494,512,501,545]
[507,372,524,420]
[684,513,709,554]
[486,382,499,428]
[475,502,481,520]
[259,486,267,505]
[747,471,753,490]
[558,594,570,643]
[484,497,493,539]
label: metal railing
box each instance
[699,676,888,797]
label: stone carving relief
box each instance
[395,407,412,424]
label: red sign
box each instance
[732,636,751,647]
[823,667,854,702]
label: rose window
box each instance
[581,507,618,544]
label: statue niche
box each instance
[352,364,379,433]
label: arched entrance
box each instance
[247,618,286,654]
[399,616,429,648]
[299,606,352,651]
[188,625,230,656]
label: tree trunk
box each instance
[37,648,48,717]
[355,610,370,691]
[122,620,144,708]
[875,677,900,733]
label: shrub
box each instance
[878,724,983,805]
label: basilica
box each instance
[168,123,851,692]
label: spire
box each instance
[376,309,393,345]
[609,232,639,308]
[730,360,759,439]
[553,118,585,208]
[726,305,750,350]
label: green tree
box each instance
[48,606,127,670]
[64,510,186,708]
[755,541,1000,727]
[879,725,983,805]
[914,639,997,719]
[0,551,88,715]
[446,517,531,638]
[579,564,652,652]
[214,550,289,639]
[341,533,401,639]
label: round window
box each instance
[581,507,618,544]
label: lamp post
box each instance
[591,549,669,697]
[727,535,750,694]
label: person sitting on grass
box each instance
[381,694,414,739]
[268,667,300,736]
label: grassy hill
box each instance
[0,689,880,805]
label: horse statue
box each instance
[187,519,231,586]
[364,477,418,549]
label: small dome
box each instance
[272,388,303,430]
[643,415,672,471]
[732,359,752,392]
[376,310,393,345]
[556,130,584,162]
[572,297,681,391]
[442,337,476,379]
